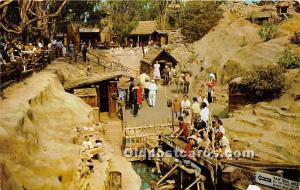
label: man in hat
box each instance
[182,135,202,176]
[148,79,157,107]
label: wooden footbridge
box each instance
[122,124,300,190]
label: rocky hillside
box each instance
[224,69,300,162]
[0,72,94,189]
[192,9,300,83]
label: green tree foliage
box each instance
[242,65,286,100]
[180,1,223,43]
[278,49,300,69]
[108,0,163,43]
[258,24,277,42]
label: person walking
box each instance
[191,97,201,125]
[136,83,143,109]
[132,85,139,117]
[183,72,191,94]
[172,95,181,119]
[200,102,210,129]
[207,73,216,103]
[68,41,75,59]
[181,95,191,114]
[148,79,157,107]
[82,42,88,62]
[153,61,160,80]
[128,80,135,106]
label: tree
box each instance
[180,1,223,42]
[0,0,67,40]
[106,0,163,43]
[242,65,286,100]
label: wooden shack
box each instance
[74,88,100,122]
[252,12,271,25]
[152,30,168,46]
[66,74,129,118]
[128,21,157,46]
[140,47,178,76]
[276,1,290,15]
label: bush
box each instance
[242,65,286,100]
[291,32,300,45]
[181,1,223,42]
[278,49,300,69]
[258,24,277,42]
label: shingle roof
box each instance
[141,47,178,65]
[74,88,97,97]
[130,21,157,35]
[140,47,164,65]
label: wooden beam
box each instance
[157,165,178,186]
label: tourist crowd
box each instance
[170,93,232,160]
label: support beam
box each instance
[156,165,178,186]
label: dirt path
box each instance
[124,83,201,126]
[102,115,142,190]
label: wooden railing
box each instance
[123,124,174,150]
[88,51,140,78]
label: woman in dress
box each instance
[153,61,160,80]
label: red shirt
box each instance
[137,86,143,105]
[179,122,189,137]
[184,143,193,159]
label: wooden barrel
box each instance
[109,171,122,190]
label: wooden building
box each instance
[74,88,100,122]
[65,74,130,119]
[129,21,157,46]
[249,12,272,25]
[79,27,100,43]
[128,21,169,46]
[140,47,178,76]
[152,30,168,46]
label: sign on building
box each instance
[255,171,299,190]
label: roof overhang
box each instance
[79,27,100,33]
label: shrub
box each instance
[278,49,300,69]
[291,32,300,45]
[242,65,286,100]
[180,1,223,43]
[258,24,277,42]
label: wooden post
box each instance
[156,165,178,186]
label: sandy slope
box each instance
[0,71,141,189]
[192,11,300,82]
[189,9,300,163]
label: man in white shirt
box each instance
[191,97,200,125]
[180,95,191,114]
[139,72,150,86]
[200,102,209,124]
[220,134,232,158]
[214,118,225,135]
[148,80,157,107]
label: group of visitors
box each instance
[0,39,47,81]
[171,94,231,159]
[128,73,158,117]
[153,61,192,94]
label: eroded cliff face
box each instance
[0,72,95,189]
